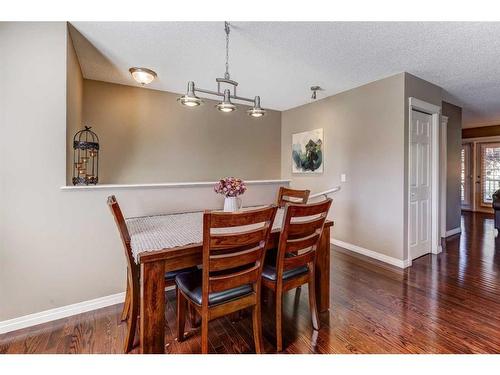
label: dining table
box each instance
[126,207,333,354]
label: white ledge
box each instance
[60,179,291,191]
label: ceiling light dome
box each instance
[129,67,157,85]
[247,96,266,118]
[178,81,203,107]
[216,89,236,113]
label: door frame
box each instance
[440,116,448,239]
[461,142,473,211]
[407,97,443,266]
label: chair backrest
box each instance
[276,199,332,278]
[277,187,310,207]
[202,205,278,306]
[107,195,137,281]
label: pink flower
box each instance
[213,177,247,197]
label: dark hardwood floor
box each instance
[1,211,499,354]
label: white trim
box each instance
[408,98,442,261]
[440,116,448,238]
[331,239,411,269]
[60,179,290,191]
[445,227,462,237]
[0,292,125,334]
[0,284,178,334]
[409,97,441,114]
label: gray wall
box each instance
[281,73,407,261]
[0,22,286,321]
[442,101,462,231]
[71,79,281,184]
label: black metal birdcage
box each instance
[72,126,99,185]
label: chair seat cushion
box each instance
[262,248,308,281]
[165,266,198,281]
[175,269,252,306]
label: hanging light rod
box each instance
[178,22,266,118]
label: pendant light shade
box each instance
[247,96,266,118]
[129,67,157,85]
[216,89,236,113]
[178,81,203,107]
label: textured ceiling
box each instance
[70,22,500,126]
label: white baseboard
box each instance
[445,227,462,237]
[331,238,410,269]
[0,284,177,335]
[0,292,125,334]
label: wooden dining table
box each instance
[127,208,333,354]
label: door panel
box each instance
[409,110,432,260]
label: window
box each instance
[480,143,500,205]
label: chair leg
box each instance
[252,304,264,354]
[201,315,209,354]
[188,304,200,328]
[121,280,130,322]
[124,283,138,353]
[275,289,283,352]
[177,288,187,341]
[308,267,320,331]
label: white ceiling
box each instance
[70,22,500,127]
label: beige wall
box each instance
[442,101,462,231]
[73,79,281,184]
[0,22,286,321]
[66,26,84,185]
[281,73,407,261]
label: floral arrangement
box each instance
[214,177,247,197]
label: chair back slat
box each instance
[287,217,325,237]
[209,265,260,293]
[276,199,332,278]
[209,246,263,272]
[285,232,321,254]
[210,227,268,249]
[277,187,310,208]
[284,250,315,269]
[209,209,277,228]
[202,206,278,306]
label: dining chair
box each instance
[277,186,310,207]
[262,198,332,352]
[175,205,278,354]
[107,195,196,353]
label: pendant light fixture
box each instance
[178,22,266,118]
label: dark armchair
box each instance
[492,189,500,230]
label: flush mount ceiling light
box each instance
[129,67,157,85]
[178,22,266,118]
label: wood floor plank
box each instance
[1,211,499,354]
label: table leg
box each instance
[140,260,165,354]
[315,225,330,312]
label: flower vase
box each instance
[224,196,242,212]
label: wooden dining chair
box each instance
[107,195,196,353]
[262,198,332,351]
[175,205,278,354]
[277,186,310,208]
